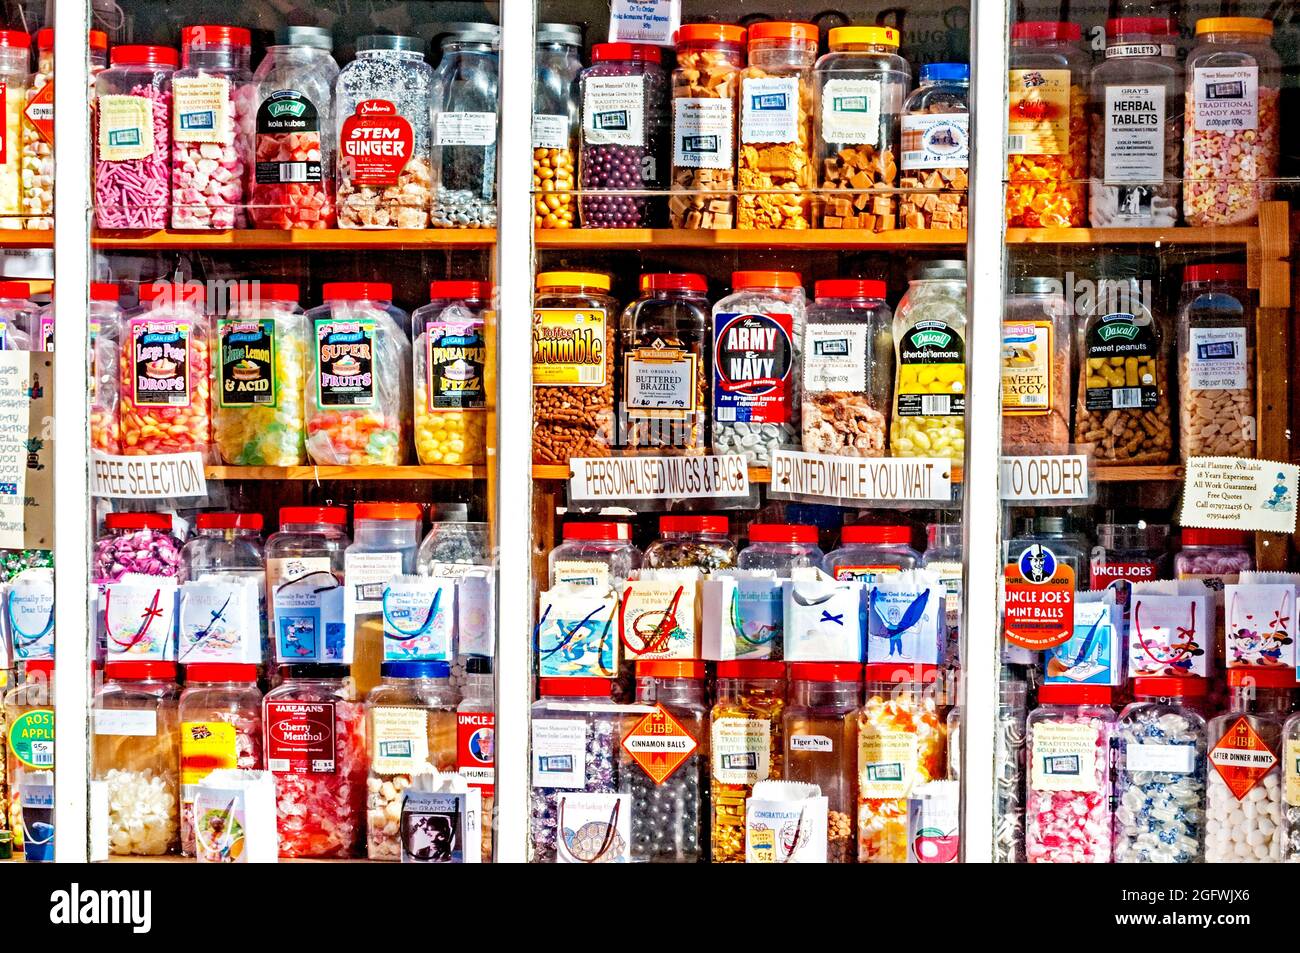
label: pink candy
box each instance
[171,79,255,229]
[94,85,171,230]
[92,526,183,582]
[1025,714,1113,864]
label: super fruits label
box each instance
[340,99,414,186]
[426,321,487,411]
[532,309,607,387]
[713,312,794,425]
[131,319,192,407]
[255,89,323,184]
[1007,68,1070,155]
[315,318,376,407]
[265,701,337,774]
[218,318,277,407]
[1083,313,1159,412]
[897,320,965,417]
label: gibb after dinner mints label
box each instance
[713,312,794,424]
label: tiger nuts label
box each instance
[1001,321,1052,415]
[901,113,969,170]
[315,318,376,408]
[583,76,646,147]
[98,94,156,161]
[255,90,323,185]
[1188,327,1248,390]
[131,319,192,407]
[711,715,771,784]
[896,320,965,417]
[1083,313,1159,412]
[713,312,794,425]
[1103,84,1165,184]
[1030,722,1100,793]
[426,320,487,411]
[804,324,868,394]
[820,78,882,146]
[217,318,277,408]
[173,75,231,145]
[624,342,696,420]
[552,560,610,589]
[266,701,337,774]
[370,706,431,775]
[673,98,733,169]
[1192,66,1257,132]
[533,308,608,386]
[741,76,799,144]
[858,728,917,798]
[1007,68,1070,155]
[340,99,414,186]
[533,114,570,150]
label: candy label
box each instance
[832,565,901,583]
[180,721,238,786]
[1125,741,1196,775]
[1030,722,1100,792]
[1192,66,1257,132]
[552,560,610,589]
[7,708,54,769]
[897,320,965,417]
[859,728,918,798]
[713,312,795,426]
[1001,321,1052,415]
[1188,327,1248,390]
[457,711,495,791]
[790,734,833,752]
[1103,84,1165,184]
[621,703,698,784]
[218,318,277,407]
[173,76,231,145]
[532,308,607,387]
[804,324,868,394]
[1004,545,1075,650]
[673,98,733,169]
[901,113,969,170]
[820,78,881,146]
[711,715,771,784]
[340,99,414,186]
[266,701,337,774]
[1209,717,1277,800]
[583,76,646,147]
[25,78,54,146]
[531,718,587,789]
[436,111,496,147]
[426,321,487,412]
[370,706,431,775]
[741,76,799,144]
[315,318,376,407]
[98,94,156,162]
[255,90,323,185]
[532,114,569,150]
[1084,313,1159,412]
[1285,739,1300,807]
[1008,68,1070,155]
[624,342,696,420]
[131,319,193,407]
[94,707,158,737]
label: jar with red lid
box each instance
[265,506,350,664]
[669,23,744,229]
[92,660,182,855]
[710,659,786,862]
[1175,528,1254,597]
[0,31,28,227]
[1089,521,1167,614]
[179,512,267,665]
[823,524,920,582]
[619,273,712,451]
[94,43,176,229]
[21,29,56,230]
[93,512,183,583]
[738,523,824,576]
[643,514,735,574]
[549,521,641,588]
[784,661,861,862]
[90,283,123,453]
[346,502,423,698]
[411,280,491,466]
[1178,263,1255,460]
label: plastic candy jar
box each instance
[458,657,495,861]
[213,282,307,465]
[4,660,54,854]
[266,506,349,664]
[1090,522,1164,614]
[92,660,181,855]
[529,676,618,862]
[1005,515,1089,583]
[824,524,920,582]
[304,282,411,466]
[710,659,785,863]
[532,271,618,463]
[94,44,176,229]
[899,63,969,229]
[711,270,805,464]
[0,282,32,350]
[578,43,669,228]
[643,515,735,575]
[119,281,213,458]
[802,279,892,456]
[549,521,640,588]
[995,677,1028,862]
[532,23,581,230]
[668,23,743,229]
[264,663,366,858]
[737,22,818,229]
[180,511,266,663]
[411,280,489,465]
[1175,528,1254,595]
[1002,276,1071,449]
[1184,18,1280,226]
[1283,706,1300,861]
[1025,683,1115,863]
[249,26,338,229]
[178,662,262,855]
[738,523,823,576]
[784,661,861,862]
[1178,264,1255,460]
[335,35,436,229]
[619,273,711,451]
[419,517,491,577]
[90,283,122,453]
[813,26,908,231]
[890,260,966,459]
[346,503,422,697]
[20,29,57,229]
[364,659,458,860]
[93,513,183,583]
[431,24,499,229]
[0,31,28,228]
[619,659,708,863]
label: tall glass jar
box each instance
[345,502,422,697]
[180,511,267,665]
[412,280,490,465]
[824,524,920,582]
[0,31,28,228]
[784,662,861,862]
[335,35,436,229]
[532,23,582,230]
[20,29,54,230]
[737,21,817,229]
[738,524,823,575]
[994,676,1028,862]
[899,63,969,229]
[265,506,349,664]
[90,283,122,454]
[249,26,339,229]
[93,512,184,584]
[432,24,499,229]
[92,661,182,855]
[642,515,735,575]
[1006,21,1088,228]
[1184,17,1280,226]
[619,273,711,451]
[669,23,744,229]
[578,43,669,228]
[4,659,54,858]
[803,279,892,456]
[889,260,966,460]
[1283,706,1300,861]
[710,659,785,863]
[1088,18,1182,227]
[549,521,640,588]
[94,44,176,229]
[813,26,908,231]
[1002,276,1071,449]
[1178,264,1255,460]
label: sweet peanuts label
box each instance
[131,319,192,407]
[218,318,277,407]
[266,701,337,774]
[370,706,431,775]
[315,318,376,407]
[1210,716,1278,800]
[255,90,323,185]
[533,308,607,387]
[713,312,794,425]
[173,76,231,144]
[340,99,414,186]
[1031,722,1100,792]
[624,342,696,420]
[711,716,770,784]
[1002,321,1052,415]
[897,320,965,417]
[674,98,733,169]
[804,324,867,393]
[741,76,799,144]
[858,728,917,798]
[901,113,969,170]
[1083,313,1159,412]
[1193,66,1257,132]
[821,78,881,146]
[1008,68,1070,155]
[621,704,698,784]
[180,720,238,785]
[1103,84,1165,184]
[1189,327,1247,390]
[426,321,487,412]
[583,76,646,147]
[99,94,157,161]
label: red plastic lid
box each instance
[354,502,422,522]
[429,280,491,301]
[195,511,264,531]
[1133,676,1207,698]
[748,21,818,43]
[1012,21,1082,41]
[0,30,30,49]
[90,283,121,302]
[280,505,347,527]
[591,42,661,64]
[181,25,252,48]
[1107,17,1176,37]
[748,523,818,544]
[732,270,802,291]
[0,281,30,299]
[675,23,746,46]
[1182,528,1250,546]
[105,661,178,680]
[815,279,887,301]
[660,514,728,535]
[562,521,631,542]
[105,512,171,531]
[25,659,54,675]
[1183,264,1246,284]
[322,282,392,302]
[539,677,614,698]
[791,662,862,682]
[36,29,53,50]
[1228,667,1299,689]
[842,524,911,545]
[229,282,300,305]
[1038,683,1113,705]
[185,663,258,683]
[865,662,938,684]
[717,660,786,679]
[637,659,706,679]
[110,45,179,68]
[89,30,109,51]
[640,273,708,294]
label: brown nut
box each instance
[818,144,898,231]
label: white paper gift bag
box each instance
[783,579,865,662]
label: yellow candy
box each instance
[412,297,488,467]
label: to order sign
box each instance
[769,450,952,502]
[1000,454,1090,502]
[1004,544,1075,650]
[91,451,208,499]
[568,454,749,502]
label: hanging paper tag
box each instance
[555,792,630,863]
[179,579,262,664]
[1225,583,1296,670]
[1044,596,1120,685]
[1128,592,1211,678]
[619,579,698,660]
[272,571,347,664]
[192,770,278,863]
[701,574,783,661]
[608,0,680,44]
[103,578,177,660]
[537,586,619,677]
[865,571,945,665]
[745,781,828,864]
[382,576,453,662]
[783,579,865,662]
[6,571,54,660]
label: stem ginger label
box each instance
[315,318,376,407]
[711,716,770,784]
[131,319,192,407]
[713,312,794,425]
[266,701,337,774]
[98,94,156,161]
[340,99,414,185]
[218,318,277,407]
[622,703,698,784]
[532,309,607,386]
[1008,68,1070,155]
[1002,321,1052,415]
[1210,716,1278,800]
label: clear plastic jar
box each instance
[181,511,264,583]
[532,271,618,463]
[4,659,54,857]
[890,260,966,459]
[346,502,422,697]
[178,662,262,856]
[1002,276,1071,449]
[170,25,255,230]
[0,282,33,351]
[90,283,122,453]
[1006,21,1089,228]
[458,656,494,862]
[1113,677,1207,863]
[784,661,861,862]
[335,35,436,229]
[669,23,743,229]
[739,523,823,575]
[1283,706,1300,861]
[803,279,892,456]
[364,659,458,860]
[93,512,183,583]
[250,26,339,229]
[813,26,908,231]
[643,515,735,575]
[578,43,669,228]
[418,518,491,577]
[899,63,969,229]
[710,659,785,863]
[412,280,490,465]
[711,270,805,464]
[824,524,919,582]
[923,522,963,677]
[1090,522,1164,613]
[213,282,308,465]
[432,24,499,229]
[94,44,176,229]
[1178,264,1255,460]
[304,282,411,465]
[20,29,55,229]
[1006,515,1089,580]
[737,21,817,229]
[619,273,711,451]
[1024,684,1115,863]
[263,663,366,858]
[1176,527,1254,588]
[1088,18,1182,227]
[549,521,640,588]
[0,31,28,227]
[1184,18,1281,226]
[532,23,581,230]
[994,676,1028,862]
[266,506,349,664]
[620,659,708,863]
[92,660,181,855]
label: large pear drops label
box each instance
[621,703,699,784]
[340,99,413,186]
[1004,544,1075,649]
[1210,716,1279,800]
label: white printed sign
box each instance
[1180,456,1299,534]
[608,0,680,44]
[568,454,749,501]
[768,450,952,502]
[1000,454,1090,501]
[91,450,208,499]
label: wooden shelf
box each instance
[534,463,1180,484]
[0,229,52,249]
[92,228,496,251]
[207,464,487,481]
[1005,226,1255,246]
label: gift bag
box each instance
[619,575,699,661]
[865,570,945,665]
[1128,590,1211,677]
[103,576,177,661]
[456,574,495,658]
[1225,583,1296,669]
[701,572,783,660]
[907,780,960,863]
[745,780,828,863]
[784,579,865,662]
[1044,592,1121,685]
[536,585,619,677]
[555,792,629,863]
[178,578,262,664]
[5,569,54,661]
[192,770,278,863]
[271,569,347,664]
[400,772,482,864]
[382,575,454,663]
